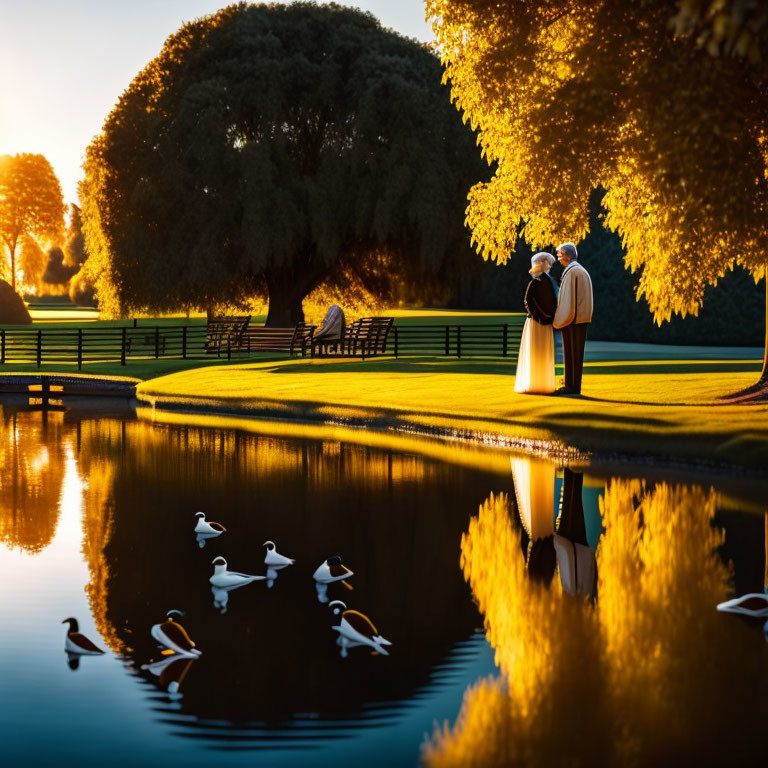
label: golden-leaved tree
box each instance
[427,0,768,393]
[0,153,65,293]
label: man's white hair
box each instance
[556,242,578,260]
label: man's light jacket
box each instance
[553,261,593,329]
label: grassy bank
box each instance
[134,353,768,471]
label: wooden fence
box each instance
[0,319,525,369]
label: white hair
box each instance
[531,252,555,268]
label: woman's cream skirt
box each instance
[514,318,555,394]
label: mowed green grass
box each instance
[135,354,768,468]
[5,303,768,467]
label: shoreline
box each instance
[2,370,768,480]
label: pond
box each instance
[1,404,766,767]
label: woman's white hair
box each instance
[531,252,555,268]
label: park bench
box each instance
[205,315,251,355]
[336,316,394,359]
[234,322,316,357]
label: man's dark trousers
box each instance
[561,323,589,393]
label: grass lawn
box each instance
[4,304,767,468]
[135,352,768,470]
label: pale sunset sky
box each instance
[0,0,432,207]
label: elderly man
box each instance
[553,242,593,395]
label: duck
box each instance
[330,602,392,658]
[150,610,201,657]
[62,617,105,657]
[141,653,196,698]
[194,511,227,536]
[716,593,768,618]
[263,540,294,586]
[209,556,265,589]
[313,555,353,603]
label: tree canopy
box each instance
[0,153,65,293]
[427,0,768,386]
[81,1,485,324]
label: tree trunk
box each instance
[265,265,327,327]
[761,274,768,386]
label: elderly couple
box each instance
[514,242,593,396]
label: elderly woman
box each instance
[514,252,557,394]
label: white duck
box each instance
[329,601,392,658]
[62,618,105,668]
[263,540,295,587]
[150,610,201,657]
[313,555,353,603]
[194,511,227,537]
[209,556,265,589]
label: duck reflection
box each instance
[141,653,197,701]
[426,479,768,767]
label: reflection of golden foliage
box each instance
[78,420,426,490]
[80,459,127,654]
[429,493,604,766]
[427,482,768,767]
[0,412,67,553]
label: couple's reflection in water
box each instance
[426,458,768,767]
[515,460,596,600]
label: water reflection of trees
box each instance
[426,481,768,767]
[74,420,494,723]
[0,411,68,553]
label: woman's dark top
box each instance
[524,273,557,325]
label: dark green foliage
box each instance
[42,247,77,286]
[0,279,31,324]
[82,2,485,325]
[64,204,87,267]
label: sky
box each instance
[0,0,432,207]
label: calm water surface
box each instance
[0,405,766,768]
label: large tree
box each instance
[81,2,484,325]
[427,0,768,393]
[0,154,65,294]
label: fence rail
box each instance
[0,319,525,369]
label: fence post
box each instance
[457,325,462,359]
[133,318,138,328]
[502,323,508,357]
[227,336,232,361]
[182,326,187,359]
[121,328,127,366]
[37,329,42,368]
[394,327,399,358]
[1,330,5,364]
[154,327,160,359]
[77,329,83,371]
[444,325,449,356]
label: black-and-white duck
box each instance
[210,556,265,589]
[717,593,768,618]
[313,555,353,603]
[62,617,105,658]
[150,610,201,657]
[328,601,392,658]
[263,540,295,586]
